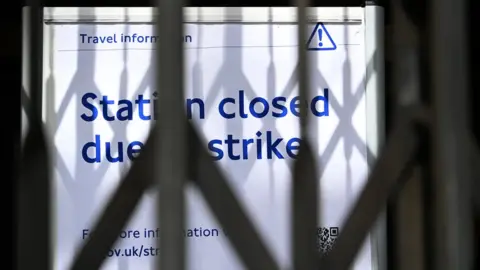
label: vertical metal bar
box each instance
[388,2,426,270]
[319,114,419,269]
[156,1,186,269]
[394,166,425,270]
[430,0,474,268]
[292,1,319,269]
[19,2,51,270]
[296,1,309,136]
[25,3,43,115]
[70,134,155,269]
[188,125,280,270]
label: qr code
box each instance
[316,227,339,254]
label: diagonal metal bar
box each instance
[319,113,421,269]
[19,3,52,270]
[70,119,280,270]
[155,0,187,269]
[417,109,479,214]
[187,123,280,270]
[292,1,319,269]
[69,129,156,270]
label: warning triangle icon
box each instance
[306,23,337,51]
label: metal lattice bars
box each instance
[18,1,478,270]
[320,110,421,269]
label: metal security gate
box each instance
[18,0,478,270]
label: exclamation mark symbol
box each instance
[318,28,323,47]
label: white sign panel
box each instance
[40,7,384,270]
